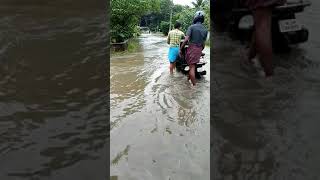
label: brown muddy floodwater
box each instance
[111,33,210,179]
[0,6,107,180]
[212,1,320,180]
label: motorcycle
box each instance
[175,41,207,79]
[212,0,311,51]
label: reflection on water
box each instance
[111,34,210,179]
[0,6,107,180]
[212,1,320,179]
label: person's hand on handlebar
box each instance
[180,36,190,57]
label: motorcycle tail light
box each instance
[238,15,254,30]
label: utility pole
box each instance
[169,0,173,32]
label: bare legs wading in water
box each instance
[244,0,286,78]
[248,7,274,77]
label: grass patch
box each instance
[127,38,140,53]
[111,38,141,56]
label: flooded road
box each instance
[0,5,107,180]
[111,34,210,179]
[212,1,320,179]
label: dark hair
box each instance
[174,22,182,29]
[193,16,204,24]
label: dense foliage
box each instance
[111,0,210,42]
[160,21,170,35]
[142,0,210,35]
[111,0,160,42]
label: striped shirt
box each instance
[167,29,185,47]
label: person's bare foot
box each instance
[251,56,262,69]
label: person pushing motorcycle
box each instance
[180,11,208,86]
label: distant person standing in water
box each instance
[180,11,208,86]
[167,22,185,74]
[242,0,286,79]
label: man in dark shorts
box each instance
[180,11,208,86]
[243,0,286,78]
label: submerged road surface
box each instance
[111,34,210,180]
[212,1,320,179]
[0,6,107,180]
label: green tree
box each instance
[173,8,196,33]
[202,0,210,30]
[191,0,208,9]
[159,0,174,23]
[111,0,160,42]
[173,4,184,14]
[132,0,210,36]
[160,21,170,35]
[172,1,210,33]
[140,0,176,33]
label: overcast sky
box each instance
[172,0,194,7]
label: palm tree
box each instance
[191,0,208,10]
[192,0,203,9]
